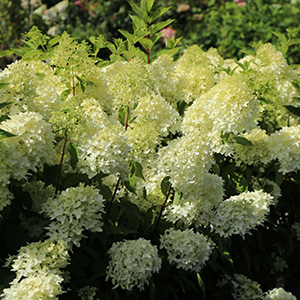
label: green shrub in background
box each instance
[169,0,300,64]
[2,0,300,69]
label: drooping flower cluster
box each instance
[159,228,214,272]
[42,183,105,247]
[106,238,161,291]
[211,190,274,238]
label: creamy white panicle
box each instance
[106,238,161,291]
[42,183,105,247]
[211,190,274,238]
[1,271,65,300]
[266,125,300,174]
[77,124,131,180]
[160,228,214,272]
[0,111,56,180]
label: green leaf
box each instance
[239,49,256,56]
[130,15,147,31]
[139,38,154,51]
[0,128,16,139]
[118,29,134,43]
[75,75,86,93]
[161,176,171,196]
[284,105,300,117]
[63,174,89,188]
[0,83,10,89]
[0,50,14,58]
[155,47,182,58]
[233,136,253,146]
[68,142,78,169]
[118,106,127,127]
[272,31,287,44]
[36,72,46,80]
[0,102,13,110]
[128,1,148,21]
[173,191,182,205]
[130,161,145,180]
[47,35,63,49]
[149,6,171,23]
[141,0,155,13]
[60,89,71,101]
[124,174,137,194]
[148,19,174,36]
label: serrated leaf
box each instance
[284,105,300,117]
[161,176,171,196]
[233,136,253,146]
[68,142,78,169]
[0,83,10,89]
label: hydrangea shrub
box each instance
[0,0,299,299]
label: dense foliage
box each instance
[0,0,300,299]
[2,0,300,69]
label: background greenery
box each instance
[1,0,300,69]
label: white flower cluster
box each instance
[77,124,131,179]
[164,173,224,227]
[1,271,64,300]
[266,125,300,174]
[159,228,214,272]
[2,240,69,299]
[264,287,297,300]
[0,111,56,182]
[182,74,258,154]
[42,183,105,247]
[0,60,63,119]
[233,128,270,166]
[211,190,274,238]
[106,238,161,291]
